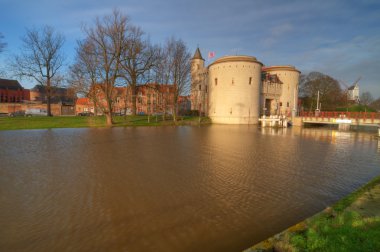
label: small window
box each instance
[199,85,201,91]
[215,78,218,86]
[287,102,289,107]
[279,102,282,107]
[232,78,234,85]
[249,77,252,85]
[205,86,208,93]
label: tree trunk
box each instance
[94,100,98,116]
[47,78,52,116]
[173,104,177,122]
[105,97,114,126]
[131,85,136,115]
[105,112,113,126]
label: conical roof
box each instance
[192,47,204,60]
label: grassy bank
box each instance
[0,115,211,131]
[247,175,380,252]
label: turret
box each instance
[191,47,205,77]
[190,47,208,115]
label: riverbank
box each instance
[0,115,211,130]
[245,175,380,252]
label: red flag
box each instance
[208,52,215,59]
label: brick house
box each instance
[0,79,77,115]
[0,79,30,114]
[79,83,178,115]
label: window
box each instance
[287,102,289,107]
[215,78,218,86]
[199,85,201,91]
[279,102,282,107]
[205,86,208,93]
[249,77,252,85]
[232,78,234,85]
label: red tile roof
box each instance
[76,97,90,105]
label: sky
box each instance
[0,0,379,98]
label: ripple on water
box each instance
[0,126,379,252]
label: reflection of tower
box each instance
[190,48,208,116]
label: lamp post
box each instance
[315,90,320,116]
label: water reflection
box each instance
[0,126,379,252]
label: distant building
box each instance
[347,83,360,103]
[0,79,76,115]
[29,85,76,115]
[178,96,191,115]
[30,85,76,104]
[190,48,300,124]
[0,79,30,103]
[79,83,177,116]
[76,97,94,115]
[131,84,176,115]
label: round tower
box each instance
[190,48,208,114]
[208,55,263,124]
[262,65,300,117]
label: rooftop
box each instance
[209,55,263,67]
[262,65,301,73]
[0,79,24,90]
[192,48,204,61]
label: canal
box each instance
[0,125,379,251]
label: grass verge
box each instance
[246,175,380,252]
[0,115,211,131]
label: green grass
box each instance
[286,176,380,252]
[248,176,380,252]
[0,115,211,131]
[289,211,380,252]
[336,105,377,112]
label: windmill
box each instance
[340,76,361,104]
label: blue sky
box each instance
[1,0,379,98]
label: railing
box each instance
[300,111,380,123]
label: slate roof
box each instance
[0,79,24,90]
[192,47,204,60]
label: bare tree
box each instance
[360,91,374,106]
[69,39,101,115]
[0,32,6,53]
[299,72,343,111]
[11,26,65,116]
[119,25,158,115]
[158,37,191,121]
[82,10,128,125]
[370,97,380,111]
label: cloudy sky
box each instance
[1,0,379,97]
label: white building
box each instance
[347,83,360,103]
[190,48,301,124]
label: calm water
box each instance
[0,126,379,252]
